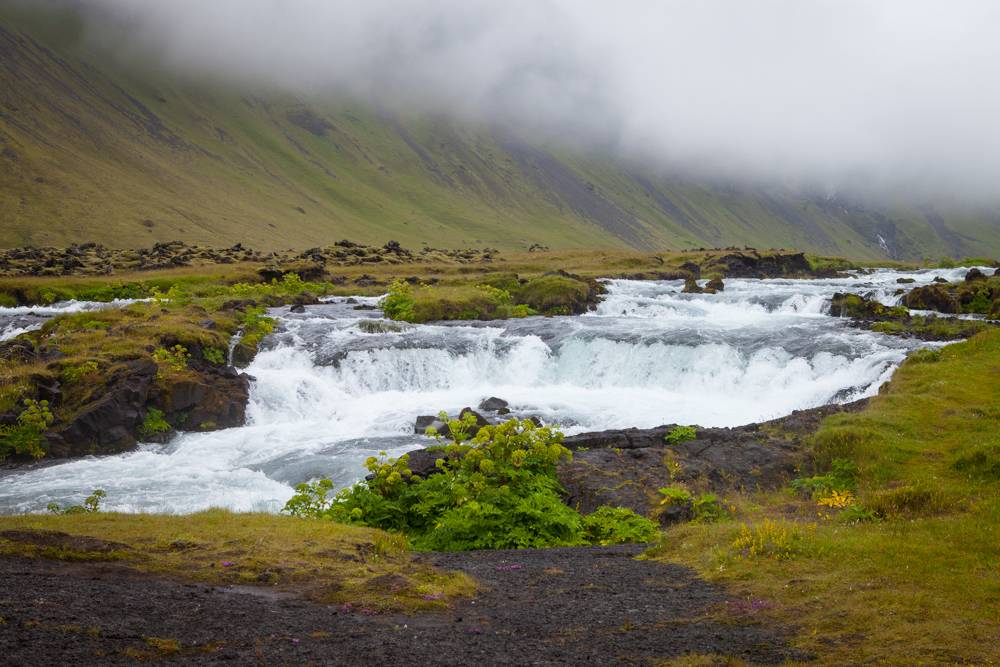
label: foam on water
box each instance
[0,270,973,514]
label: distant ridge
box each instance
[0,3,997,260]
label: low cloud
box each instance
[74,0,1000,204]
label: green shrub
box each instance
[664,425,697,445]
[790,458,859,497]
[691,493,727,523]
[285,415,657,551]
[152,344,191,377]
[380,280,416,321]
[202,347,226,365]
[47,489,106,515]
[139,409,172,439]
[580,507,659,545]
[0,399,54,460]
[61,361,99,384]
[731,519,806,560]
[658,485,692,506]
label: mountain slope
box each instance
[0,4,997,259]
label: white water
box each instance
[0,270,979,514]
[0,299,146,342]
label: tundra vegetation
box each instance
[284,413,659,551]
[1,245,999,664]
[653,329,1000,665]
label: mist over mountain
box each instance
[73,0,1000,203]
[1,1,998,257]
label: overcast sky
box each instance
[76,0,1000,204]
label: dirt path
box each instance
[0,546,802,666]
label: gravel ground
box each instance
[0,546,803,666]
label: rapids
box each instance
[0,268,980,514]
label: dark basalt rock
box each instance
[902,285,959,313]
[478,397,510,413]
[681,276,702,294]
[896,277,916,284]
[829,293,907,319]
[965,268,987,282]
[151,370,250,432]
[706,251,813,279]
[45,360,158,458]
[414,415,448,436]
[705,277,725,292]
[558,401,868,523]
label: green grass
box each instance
[0,510,476,613]
[648,330,1000,665]
[1,4,998,259]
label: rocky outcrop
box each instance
[681,276,702,294]
[829,293,908,319]
[151,368,249,432]
[832,291,994,340]
[705,277,725,292]
[902,276,1000,317]
[704,251,815,279]
[401,401,867,525]
[557,401,867,523]
[0,240,500,283]
[45,360,158,458]
[903,285,959,313]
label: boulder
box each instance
[933,276,948,283]
[681,276,702,294]
[414,415,449,436]
[45,359,158,458]
[558,401,866,523]
[705,277,725,292]
[478,397,510,414]
[896,277,916,284]
[153,370,249,431]
[965,268,987,282]
[902,285,959,313]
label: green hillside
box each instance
[0,3,997,259]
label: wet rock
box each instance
[902,285,959,313]
[705,277,725,292]
[933,276,948,283]
[705,251,813,279]
[152,371,249,432]
[965,268,987,282]
[829,292,907,319]
[896,277,916,284]
[681,276,702,294]
[558,401,867,522]
[478,397,510,414]
[45,360,159,458]
[414,415,449,436]
[289,303,306,313]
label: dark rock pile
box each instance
[0,240,500,277]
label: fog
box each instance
[73,0,1000,203]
